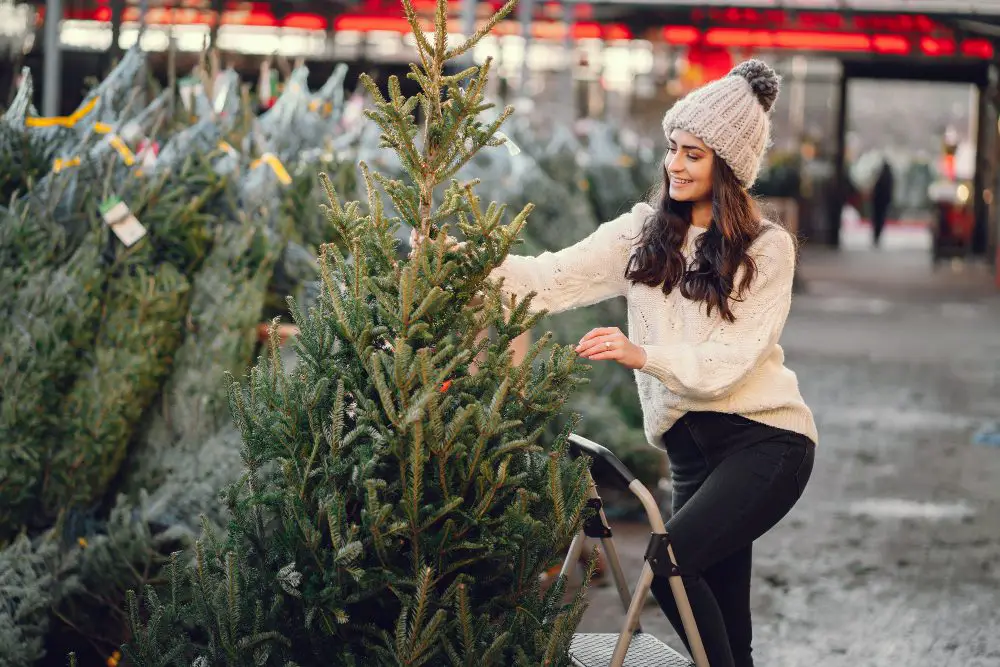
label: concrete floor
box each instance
[572,228,1000,667]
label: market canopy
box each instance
[26,0,1000,61]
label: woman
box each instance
[415,60,816,667]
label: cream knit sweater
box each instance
[491,202,818,447]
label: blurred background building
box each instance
[2,0,1000,277]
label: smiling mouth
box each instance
[671,177,693,186]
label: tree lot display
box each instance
[0,6,658,663]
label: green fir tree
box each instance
[123,0,597,665]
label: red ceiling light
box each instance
[603,23,632,41]
[526,22,629,41]
[529,22,568,39]
[282,13,326,31]
[962,38,994,59]
[663,26,700,45]
[333,15,412,33]
[872,34,909,54]
[705,29,871,51]
[570,22,602,39]
[920,37,956,56]
[704,29,771,48]
[775,31,871,51]
[239,9,279,27]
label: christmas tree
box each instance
[4,153,227,534]
[124,0,596,664]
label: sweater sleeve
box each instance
[489,202,650,315]
[638,229,795,401]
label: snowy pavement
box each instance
[573,238,1000,667]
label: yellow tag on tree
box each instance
[252,153,292,185]
[24,97,98,128]
[53,156,81,173]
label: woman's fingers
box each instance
[575,328,647,369]
[581,344,624,360]
[578,327,621,344]
[575,331,625,357]
[586,349,624,361]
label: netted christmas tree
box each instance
[0,151,228,539]
[123,1,596,664]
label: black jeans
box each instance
[650,411,815,667]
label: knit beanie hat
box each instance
[661,59,781,188]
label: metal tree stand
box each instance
[564,434,709,667]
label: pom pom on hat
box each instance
[660,58,782,188]
[728,59,781,112]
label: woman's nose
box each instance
[665,152,682,174]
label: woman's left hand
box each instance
[575,327,647,370]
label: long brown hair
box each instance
[624,156,763,323]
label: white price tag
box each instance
[495,131,520,156]
[100,197,147,247]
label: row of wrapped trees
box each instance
[0,3,660,663]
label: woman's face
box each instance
[665,129,714,203]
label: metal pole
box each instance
[110,0,124,59]
[563,0,574,120]
[973,81,990,256]
[830,65,848,249]
[137,0,149,43]
[461,0,476,66]
[517,0,533,95]
[42,0,62,116]
[788,55,808,146]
